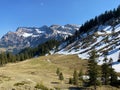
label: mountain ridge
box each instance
[0,24,80,53]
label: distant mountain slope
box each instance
[57,6,120,72]
[0,24,80,53]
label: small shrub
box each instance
[14,82,24,86]
[69,78,73,84]
[34,83,49,90]
[14,81,30,86]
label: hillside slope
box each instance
[0,54,87,90]
[57,17,120,72]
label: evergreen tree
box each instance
[73,69,79,85]
[56,68,60,76]
[16,54,20,61]
[69,78,73,84]
[7,52,13,62]
[101,57,110,85]
[109,58,113,68]
[103,56,108,63]
[88,50,99,90]
[109,68,118,86]
[20,53,24,61]
[59,72,64,81]
[108,58,118,86]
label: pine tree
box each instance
[56,68,60,76]
[59,72,64,81]
[109,68,118,86]
[69,78,73,84]
[88,50,99,90]
[73,69,78,85]
[16,54,20,61]
[103,56,108,63]
[101,57,110,85]
[108,58,118,86]
[109,58,113,68]
[20,53,24,61]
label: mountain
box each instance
[0,24,80,53]
[57,7,120,72]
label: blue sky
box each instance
[0,0,120,37]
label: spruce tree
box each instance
[108,58,118,86]
[73,69,78,85]
[109,68,118,86]
[101,57,110,85]
[56,68,60,76]
[59,72,64,81]
[69,78,73,84]
[88,50,99,90]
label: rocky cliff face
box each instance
[0,24,80,53]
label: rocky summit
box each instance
[0,24,80,53]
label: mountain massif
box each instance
[0,24,80,53]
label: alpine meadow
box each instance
[0,0,120,90]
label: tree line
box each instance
[65,5,120,45]
[55,50,120,89]
[87,50,119,90]
[0,39,59,66]
[67,50,120,89]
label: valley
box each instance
[0,2,120,90]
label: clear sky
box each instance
[0,0,120,37]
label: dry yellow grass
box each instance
[0,54,88,90]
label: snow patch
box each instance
[35,29,45,34]
[23,33,33,37]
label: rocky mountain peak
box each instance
[0,24,80,53]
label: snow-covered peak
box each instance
[0,24,80,53]
[16,27,32,33]
[64,24,80,28]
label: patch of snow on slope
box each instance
[57,31,72,35]
[98,25,107,31]
[78,52,89,59]
[58,42,67,50]
[98,45,120,72]
[97,31,105,35]
[23,33,33,37]
[98,25,113,34]
[114,24,120,32]
[35,29,44,33]
[112,62,120,72]
[32,35,39,37]
[103,26,112,31]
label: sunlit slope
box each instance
[0,54,87,90]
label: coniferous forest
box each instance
[65,5,120,45]
[0,4,120,90]
[0,39,59,66]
